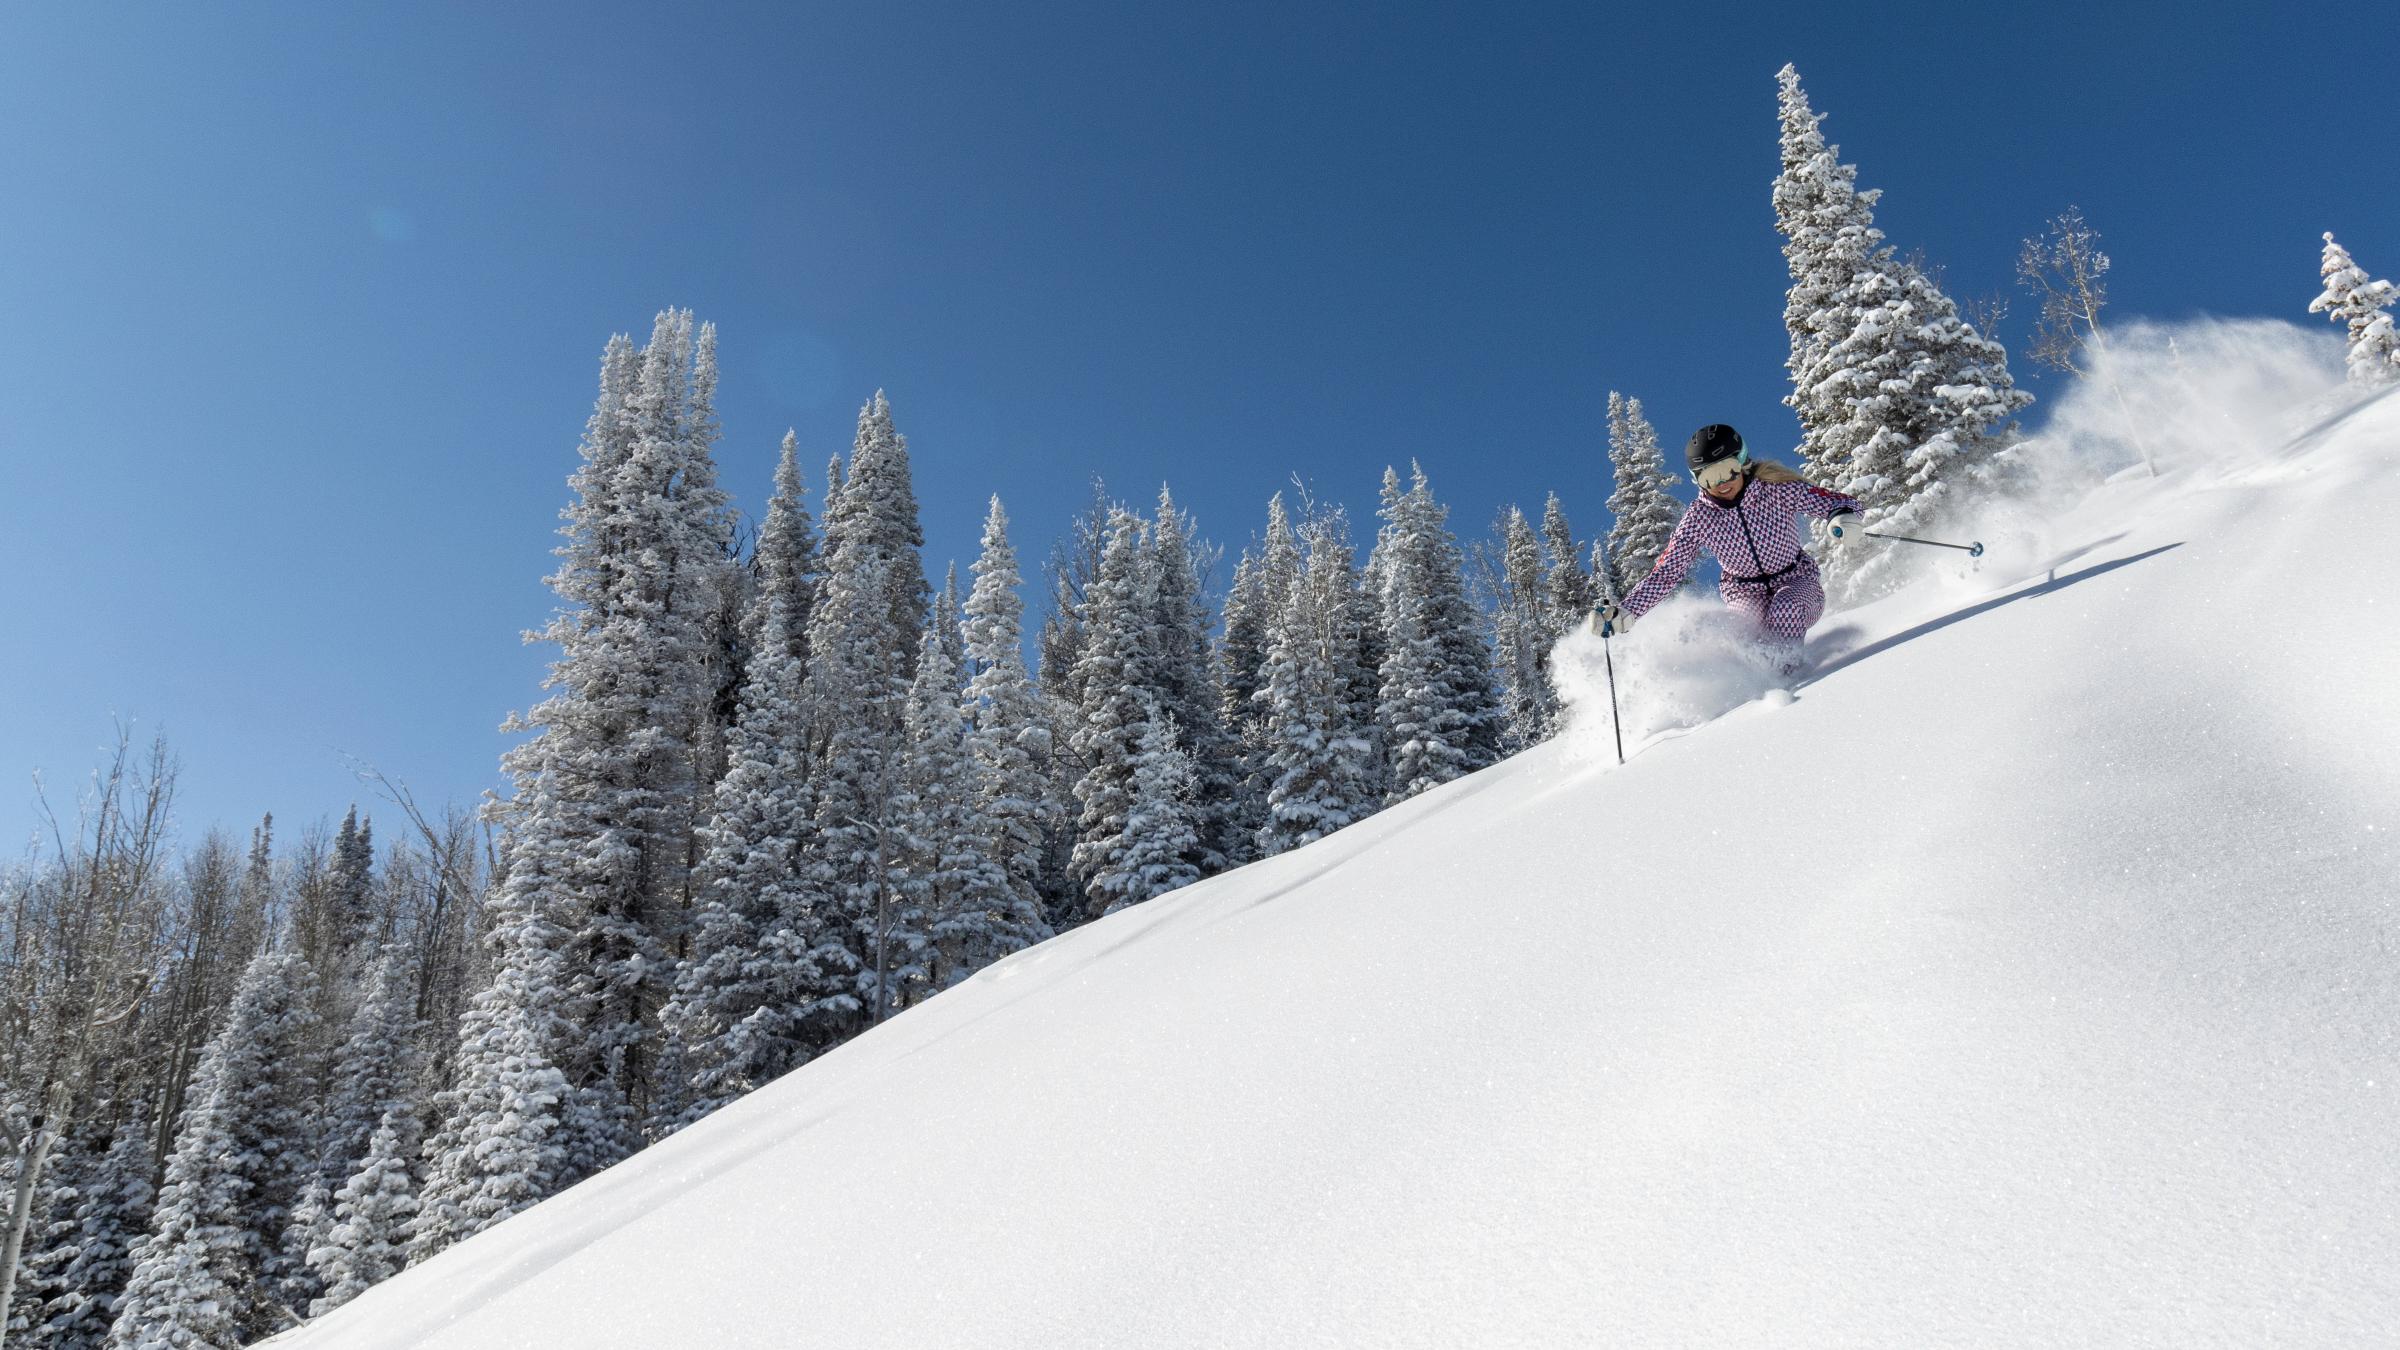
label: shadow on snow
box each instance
[1806,542,2185,687]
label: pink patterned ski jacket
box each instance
[1620,477,1862,616]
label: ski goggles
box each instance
[1692,454,1750,490]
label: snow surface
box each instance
[277,341,2400,1348]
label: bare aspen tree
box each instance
[0,731,174,1350]
[357,767,491,1069]
[2019,206,2155,475]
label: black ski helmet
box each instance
[1685,424,1746,474]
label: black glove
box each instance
[1590,602,1632,637]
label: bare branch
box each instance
[2017,205,2112,375]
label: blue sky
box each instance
[2,0,2390,851]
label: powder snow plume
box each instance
[1550,600,1788,756]
[1553,316,2356,763]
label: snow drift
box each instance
[275,326,2400,1348]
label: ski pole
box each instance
[1600,625,1624,766]
[1863,530,1983,557]
[1591,543,1627,766]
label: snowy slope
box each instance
[278,349,2400,1348]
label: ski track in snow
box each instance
[274,380,2400,1349]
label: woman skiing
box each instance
[1595,424,1861,662]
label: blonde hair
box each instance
[1749,459,1807,485]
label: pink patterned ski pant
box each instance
[1721,568,1824,648]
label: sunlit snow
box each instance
[274,323,2400,1348]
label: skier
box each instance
[1594,424,1861,666]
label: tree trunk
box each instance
[0,1081,71,1350]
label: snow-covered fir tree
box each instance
[1372,466,1502,802]
[1258,514,1383,855]
[1601,393,1679,598]
[1539,494,1593,637]
[490,310,737,1169]
[32,1113,152,1350]
[1774,64,1884,486]
[320,806,378,974]
[1219,495,1306,862]
[934,565,969,698]
[1068,511,1162,918]
[1034,480,1112,922]
[1772,65,2031,602]
[658,588,837,1125]
[280,1172,339,1326]
[1493,507,1557,751]
[573,310,735,1135]
[958,498,1058,962]
[1212,549,1267,868]
[743,431,821,679]
[111,951,322,1349]
[284,959,392,1324]
[318,951,419,1204]
[2310,232,2400,387]
[1145,488,1237,875]
[306,1109,419,1318]
[803,391,931,1030]
[895,628,1025,996]
[1035,481,1110,720]
[1092,698,1202,916]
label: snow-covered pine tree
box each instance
[960,498,1058,960]
[281,945,387,1324]
[318,950,419,1204]
[1092,699,1202,916]
[743,431,821,680]
[408,806,577,1263]
[1035,481,1109,720]
[306,1109,419,1318]
[657,588,836,1125]
[1258,515,1383,855]
[1539,494,1593,639]
[653,431,829,1125]
[1772,66,2030,603]
[1493,507,1556,751]
[1600,393,1679,598]
[934,565,969,699]
[323,806,377,971]
[1145,488,1237,875]
[2310,232,2400,387]
[895,628,1025,997]
[1374,466,1502,801]
[1345,538,1392,811]
[1035,480,1112,922]
[822,453,847,525]
[490,312,736,1175]
[803,391,930,1032]
[1220,495,1307,863]
[1212,549,1267,869]
[575,309,734,1136]
[1068,511,1162,918]
[1773,64,1884,493]
[280,1173,338,1326]
[110,951,322,1349]
[32,1112,151,1350]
